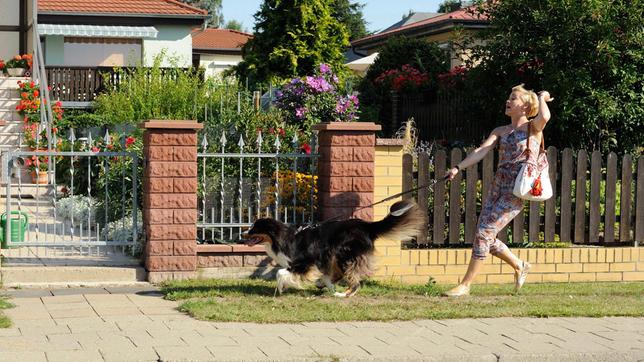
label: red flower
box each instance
[33,90,39,98]
[125,136,135,148]
[300,143,311,155]
[278,128,285,136]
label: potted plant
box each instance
[5,54,32,77]
[25,154,49,184]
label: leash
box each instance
[316,173,451,225]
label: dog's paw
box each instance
[333,291,348,298]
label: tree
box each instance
[330,0,368,41]
[460,0,644,153]
[438,0,463,13]
[181,0,224,28]
[234,0,349,86]
[224,19,245,32]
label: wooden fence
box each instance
[403,147,644,246]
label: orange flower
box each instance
[14,55,21,61]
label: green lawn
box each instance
[162,279,644,323]
[0,297,13,328]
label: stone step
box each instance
[0,99,20,110]
[0,77,29,89]
[0,88,19,99]
[0,266,147,288]
[0,122,25,134]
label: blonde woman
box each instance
[444,84,554,297]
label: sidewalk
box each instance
[1,287,643,362]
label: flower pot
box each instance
[7,68,25,77]
[30,171,48,185]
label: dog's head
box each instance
[242,218,288,246]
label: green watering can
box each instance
[0,211,29,248]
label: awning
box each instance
[38,24,158,38]
[346,52,379,73]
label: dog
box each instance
[242,200,425,297]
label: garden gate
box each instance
[2,129,140,255]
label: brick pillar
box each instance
[313,122,382,221]
[143,120,203,283]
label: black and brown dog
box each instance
[243,200,425,297]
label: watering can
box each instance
[0,211,29,248]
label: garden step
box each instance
[0,77,28,89]
[0,266,147,288]
[0,88,19,99]
[0,99,20,110]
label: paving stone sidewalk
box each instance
[1,287,643,362]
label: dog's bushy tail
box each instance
[370,200,426,242]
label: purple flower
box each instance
[295,107,306,119]
[319,63,331,74]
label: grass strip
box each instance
[162,279,644,323]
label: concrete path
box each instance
[1,287,643,362]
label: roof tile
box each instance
[192,28,253,50]
[39,0,207,16]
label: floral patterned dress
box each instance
[472,126,540,260]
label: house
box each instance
[192,28,252,78]
[349,7,489,70]
[0,0,34,61]
[37,0,208,68]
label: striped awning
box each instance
[38,24,158,38]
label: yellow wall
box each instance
[374,247,644,285]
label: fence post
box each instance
[143,120,203,283]
[313,122,381,221]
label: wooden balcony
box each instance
[45,66,203,108]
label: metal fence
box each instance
[2,128,140,255]
[197,129,318,244]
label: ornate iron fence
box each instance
[197,129,318,244]
[2,127,140,255]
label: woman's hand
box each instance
[445,167,459,181]
[538,91,554,102]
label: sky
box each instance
[221,0,444,34]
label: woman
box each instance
[444,84,554,297]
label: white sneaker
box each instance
[515,261,531,292]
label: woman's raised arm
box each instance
[532,91,554,131]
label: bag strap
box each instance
[527,121,545,155]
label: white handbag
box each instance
[513,122,553,201]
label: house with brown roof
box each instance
[37,0,208,68]
[191,28,252,78]
[350,7,489,69]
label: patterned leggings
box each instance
[473,167,524,260]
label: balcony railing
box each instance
[45,66,203,107]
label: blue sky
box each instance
[221,0,444,34]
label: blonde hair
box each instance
[512,84,539,118]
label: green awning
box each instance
[38,24,158,38]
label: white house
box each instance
[192,28,252,78]
[37,0,208,68]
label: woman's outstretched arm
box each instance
[532,91,554,131]
[445,128,502,180]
